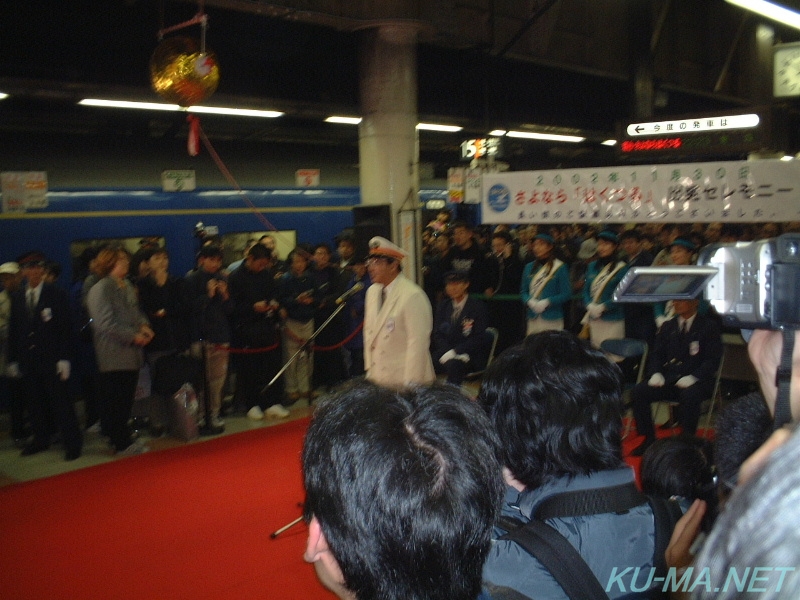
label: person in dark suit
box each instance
[431,270,490,386]
[7,251,82,460]
[619,229,656,346]
[630,298,723,456]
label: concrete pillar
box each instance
[358,22,420,249]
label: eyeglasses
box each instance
[365,257,393,266]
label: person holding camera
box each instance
[184,244,233,435]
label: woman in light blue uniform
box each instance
[582,229,628,348]
[520,232,572,335]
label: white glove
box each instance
[439,349,457,364]
[455,353,470,363]
[587,302,605,319]
[655,315,669,329]
[56,360,71,381]
[648,372,665,387]
[6,362,20,378]
[675,375,698,389]
[529,299,550,314]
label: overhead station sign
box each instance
[626,114,760,137]
[619,107,783,158]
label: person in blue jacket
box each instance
[582,229,628,348]
[520,232,572,335]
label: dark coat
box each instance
[646,312,723,387]
[431,296,490,370]
[8,282,72,375]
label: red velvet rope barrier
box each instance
[282,321,364,352]
[211,321,364,354]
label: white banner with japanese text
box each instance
[481,159,800,224]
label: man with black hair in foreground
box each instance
[479,330,663,599]
[302,381,506,600]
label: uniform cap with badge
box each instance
[368,236,407,261]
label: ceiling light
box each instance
[505,130,585,143]
[489,129,507,136]
[602,139,618,146]
[726,0,800,31]
[416,123,463,132]
[0,92,8,100]
[325,116,362,124]
[79,98,283,117]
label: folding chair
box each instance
[465,327,500,381]
[600,338,648,439]
[658,348,726,438]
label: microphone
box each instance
[335,281,365,305]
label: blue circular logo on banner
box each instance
[487,184,511,212]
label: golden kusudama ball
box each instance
[150,37,219,106]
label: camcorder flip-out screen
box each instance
[613,266,719,303]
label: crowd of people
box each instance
[0,231,371,458]
[2,211,800,598]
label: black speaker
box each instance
[353,204,391,260]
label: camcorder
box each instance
[614,233,800,330]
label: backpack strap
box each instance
[499,517,610,600]
[534,482,646,520]
[646,495,684,578]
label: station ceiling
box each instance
[3,0,800,170]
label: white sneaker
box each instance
[265,404,290,419]
[247,406,265,420]
[118,440,149,456]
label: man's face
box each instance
[338,241,354,261]
[366,257,397,285]
[445,278,469,301]
[200,255,222,274]
[453,226,472,249]
[621,237,640,258]
[314,247,331,269]
[22,263,45,288]
[673,299,699,319]
[491,237,508,257]
[532,239,553,260]
[246,254,270,273]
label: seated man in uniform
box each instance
[431,270,491,386]
[630,298,723,456]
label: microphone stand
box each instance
[260,297,351,395]
[268,294,358,539]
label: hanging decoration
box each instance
[150,34,219,107]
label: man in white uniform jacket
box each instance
[363,236,435,389]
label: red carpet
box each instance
[0,418,336,600]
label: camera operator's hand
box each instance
[747,329,800,420]
[648,372,665,387]
[665,498,707,571]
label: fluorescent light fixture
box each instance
[325,116,362,125]
[726,0,800,31]
[189,106,283,118]
[489,129,508,136]
[602,139,618,146]
[0,92,8,100]
[505,130,586,143]
[416,123,463,132]
[781,154,794,161]
[79,98,283,117]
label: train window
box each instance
[69,236,166,281]
[222,230,297,267]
